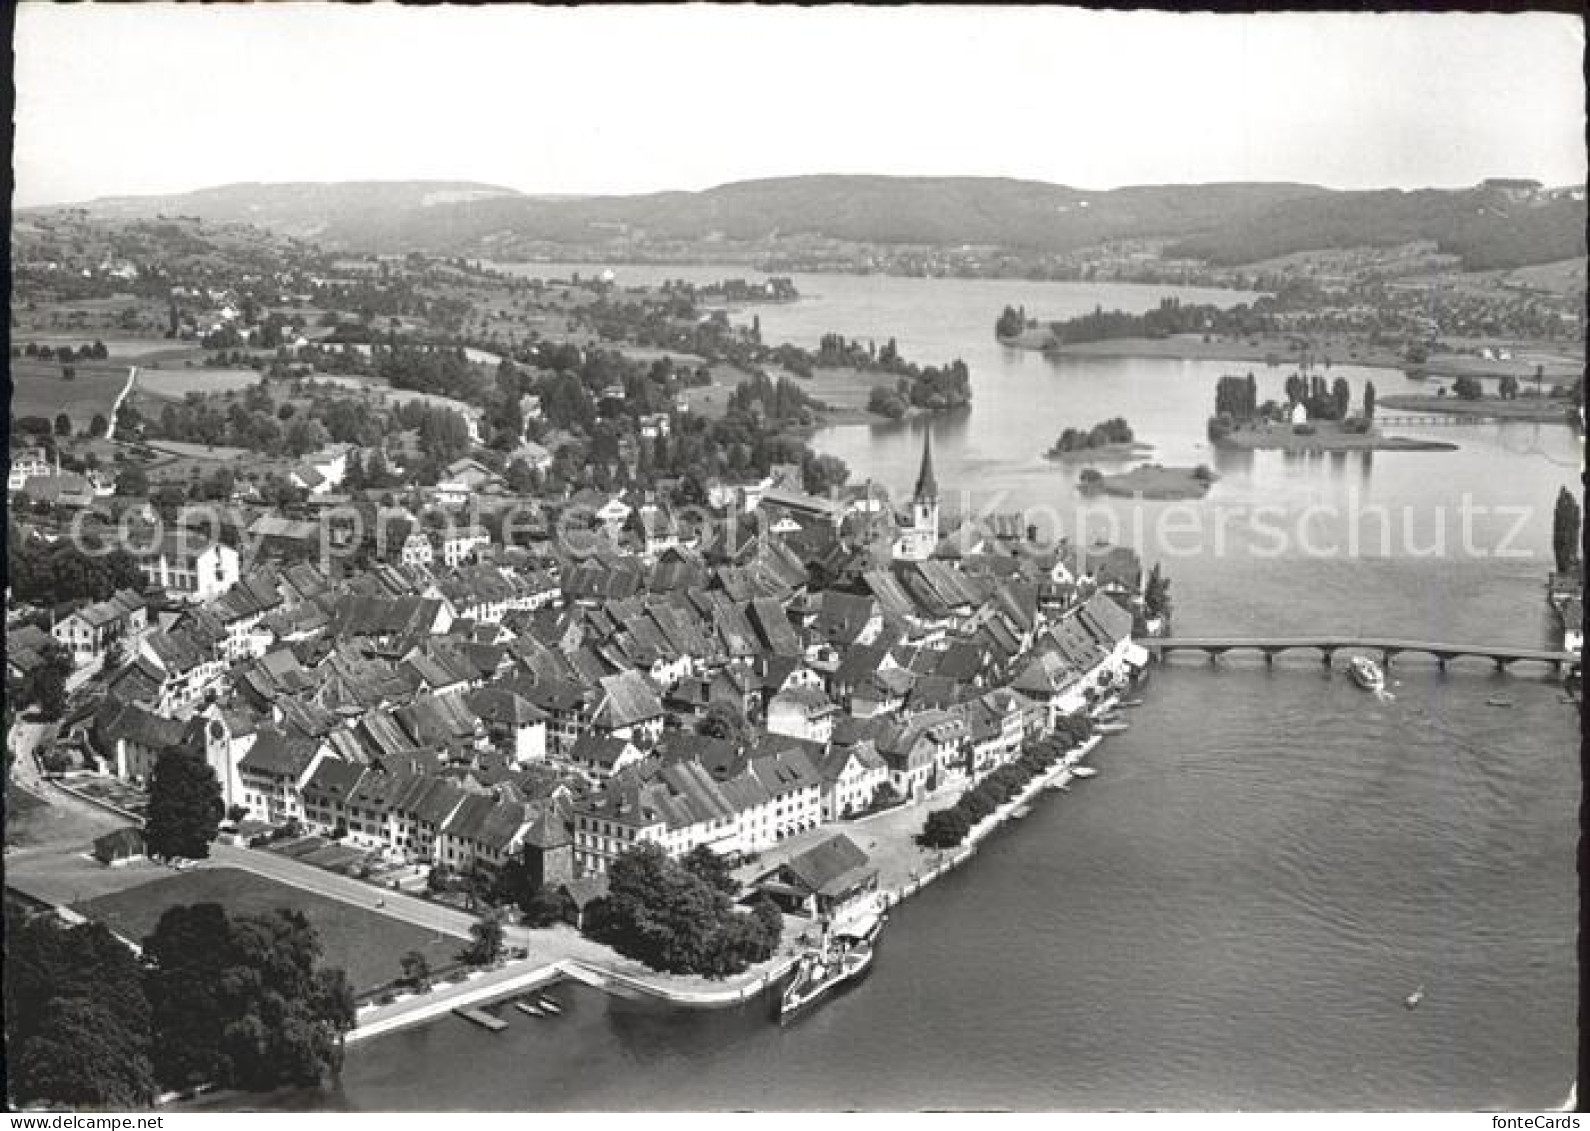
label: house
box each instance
[815,741,888,822]
[8,447,53,492]
[237,726,326,825]
[52,589,148,665]
[567,733,644,778]
[467,685,549,764]
[134,533,240,603]
[590,670,665,746]
[765,684,838,744]
[1563,598,1583,655]
[1290,401,1309,425]
[752,833,878,919]
[437,796,539,876]
[92,700,199,785]
[19,473,98,510]
[747,744,824,840]
[433,525,492,569]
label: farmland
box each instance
[76,866,462,994]
[10,359,132,429]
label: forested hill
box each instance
[1165,182,1587,271]
[46,175,1587,270]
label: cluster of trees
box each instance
[5,907,158,1108]
[142,904,356,1094]
[1283,372,1354,422]
[919,722,1095,849]
[584,843,783,978]
[8,524,145,605]
[1452,376,1485,401]
[5,900,355,1108]
[994,305,1029,340]
[1213,374,1261,421]
[1046,417,1135,455]
[1553,486,1581,576]
[17,340,110,362]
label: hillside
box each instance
[42,176,1587,270]
[70,180,526,241]
[1164,183,1587,271]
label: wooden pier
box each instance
[454,1006,508,1032]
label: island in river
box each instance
[1213,419,1457,453]
[1079,463,1216,500]
[1377,393,1579,423]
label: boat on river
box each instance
[1348,656,1385,692]
[778,912,885,1023]
[1404,985,1425,1009]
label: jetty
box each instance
[1144,636,1576,675]
[453,1006,508,1032]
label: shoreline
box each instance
[1004,334,1583,384]
[339,724,1117,1048]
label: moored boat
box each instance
[1095,721,1128,734]
[1348,655,1385,692]
[1071,766,1098,779]
[536,996,562,1015]
[514,1001,546,1018]
[778,913,884,1023]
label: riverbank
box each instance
[1377,394,1577,422]
[1081,464,1215,500]
[339,722,1117,1048]
[1214,420,1457,453]
[1007,332,1583,385]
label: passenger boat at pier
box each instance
[778,911,885,1023]
[1347,655,1385,692]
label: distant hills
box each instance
[44,175,1587,270]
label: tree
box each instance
[1363,381,1377,421]
[54,412,71,436]
[1331,376,1351,420]
[1143,562,1172,622]
[89,412,110,437]
[465,906,506,966]
[142,904,356,1093]
[144,749,224,861]
[400,950,431,990]
[1453,376,1483,400]
[115,463,150,496]
[1553,486,1581,574]
[681,843,740,896]
[697,700,751,747]
[920,807,972,848]
[5,909,156,1109]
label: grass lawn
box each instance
[75,867,462,994]
[11,359,130,426]
[136,366,266,401]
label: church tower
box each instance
[893,429,940,562]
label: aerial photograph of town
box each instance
[4,4,1585,1118]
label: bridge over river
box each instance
[1144,636,1578,675]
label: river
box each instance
[275,268,1580,1109]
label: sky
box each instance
[12,5,1587,207]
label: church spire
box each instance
[913,428,938,503]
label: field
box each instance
[10,359,131,428]
[76,866,461,993]
[136,365,266,401]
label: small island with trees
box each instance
[1078,462,1218,500]
[1044,417,1153,460]
[1205,371,1456,453]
